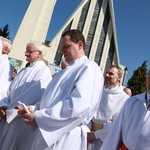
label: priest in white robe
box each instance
[100,71,150,150]
[87,65,129,150]
[18,29,104,150]
[0,37,13,99]
[0,40,52,150]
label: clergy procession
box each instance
[0,30,149,150]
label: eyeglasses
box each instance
[24,50,40,54]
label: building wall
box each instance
[45,0,121,75]
[9,0,127,82]
[9,0,56,68]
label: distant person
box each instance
[0,40,52,150]
[100,69,150,150]
[12,68,17,80]
[87,65,129,150]
[0,36,13,99]
[18,29,104,150]
[124,87,132,97]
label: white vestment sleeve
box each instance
[94,109,122,141]
[94,122,112,141]
[0,97,10,107]
[30,101,40,111]
[0,61,52,120]
[0,57,13,94]
[100,105,125,150]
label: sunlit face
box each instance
[60,35,82,63]
[2,44,10,54]
[1,38,11,54]
[25,43,42,63]
[105,67,121,87]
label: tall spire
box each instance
[9,0,57,68]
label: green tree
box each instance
[127,61,148,95]
[0,24,10,39]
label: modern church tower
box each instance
[44,0,120,74]
[9,0,57,68]
[9,0,126,83]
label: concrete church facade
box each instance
[9,0,127,83]
[9,0,57,68]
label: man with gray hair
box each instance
[0,40,52,150]
[0,36,13,99]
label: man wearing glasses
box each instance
[0,40,52,150]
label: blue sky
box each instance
[0,0,150,84]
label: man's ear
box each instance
[78,41,83,49]
[118,75,122,83]
[2,46,7,54]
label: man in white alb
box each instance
[18,29,104,150]
[0,40,52,150]
[100,70,150,150]
[87,65,129,150]
[0,37,13,98]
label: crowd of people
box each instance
[0,29,149,150]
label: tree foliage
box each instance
[0,24,10,39]
[127,61,148,95]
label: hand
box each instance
[16,105,36,126]
[0,106,7,119]
[21,112,36,126]
[87,132,96,143]
[16,105,33,115]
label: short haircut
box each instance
[109,65,123,76]
[61,29,85,49]
[27,40,44,53]
[0,36,12,51]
